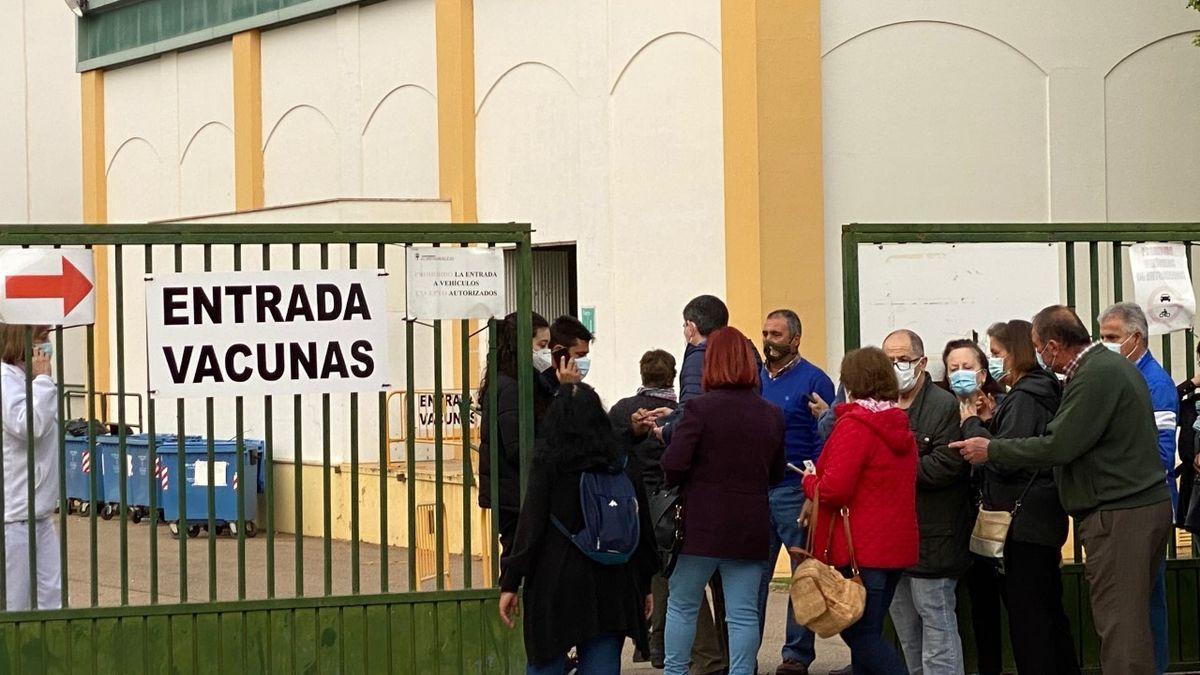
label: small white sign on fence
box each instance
[1129,243,1196,335]
[405,247,505,320]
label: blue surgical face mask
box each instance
[987,356,1007,382]
[573,357,591,379]
[36,341,53,358]
[948,370,980,397]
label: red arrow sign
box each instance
[6,257,95,316]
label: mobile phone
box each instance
[786,463,805,475]
[551,347,569,368]
[803,460,816,473]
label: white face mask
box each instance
[894,360,920,393]
[532,348,553,372]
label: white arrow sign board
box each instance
[0,248,96,326]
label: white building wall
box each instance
[821,1,1200,364]
[475,0,726,401]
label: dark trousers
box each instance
[1001,540,1081,675]
[964,556,1004,675]
[1078,501,1173,675]
[839,568,907,675]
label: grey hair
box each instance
[767,309,802,338]
[1099,302,1149,342]
[884,329,925,358]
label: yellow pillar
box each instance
[721,0,826,368]
[232,31,265,212]
[436,0,479,386]
[81,69,111,394]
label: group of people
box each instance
[480,295,1191,675]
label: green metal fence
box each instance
[0,223,535,673]
[843,222,1200,672]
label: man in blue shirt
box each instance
[755,309,835,675]
[1100,302,1178,675]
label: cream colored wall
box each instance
[474,0,726,401]
[821,2,1200,362]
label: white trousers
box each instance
[4,518,62,611]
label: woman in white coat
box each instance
[1,324,61,611]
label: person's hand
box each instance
[31,346,51,378]
[1194,453,1200,473]
[1191,372,1200,388]
[556,357,583,385]
[499,591,520,628]
[650,426,665,443]
[647,407,673,420]
[808,393,830,419]
[976,393,996,422]
[644,594,653,620]
[631,409,656,436]
[951,437,991,465]
[798,499,814,528]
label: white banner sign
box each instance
[145,270,390,398]
[1129,242,1196,335]
[406,247,505,319]
[0,248,96,326]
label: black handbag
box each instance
[648,486,683,576]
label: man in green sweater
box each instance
[953,305,1171,675]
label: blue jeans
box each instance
[888,575,964,675]
[666,555,762,675]
[757,485,816,665]
[1151,560,1168,674]
[525,632,623,675]
[840,568,907,675]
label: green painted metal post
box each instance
[841,226,861,351]
[204,245,218,602]
[292,243,304,598]
[1113,243,1123,302]
[461,313,472,590]
[0,361,5,609]
[378,243,390,595]
[349,243,361,595]
[24,329,37,610]
[1066,243,1077,310]
[115,246,129,606]
[321,244,333,597]
[516,235,534,499]
[234,243,247,601]
[143,244,157,605]
[263,243,276,600]
[55,326,68,608]
[406,316,417,592]
[87,321,100,607]
[1089,242,1101,338]
[173,243,187,603]
[487,319,500,583]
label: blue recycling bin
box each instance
[63,436,105,512]
[96,435,152,516]
[158,438,261,536]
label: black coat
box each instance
[498,450,659,666]
[478,369,555,514]
[608,392,679,495]
[1177,380,1200,527]
[963,367,1069,548]
[905,377,973,578]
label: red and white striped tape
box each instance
[81,450,91,474]
[232,472,238,491]
[154,457,168,491]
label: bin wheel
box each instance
[169,521,180,538]
[79,501,90,517]
[187,524,202,538]
[129,509,142,525]
[100,504,116,521]
[245,521,258,538]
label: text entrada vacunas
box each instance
[159,283,376,386]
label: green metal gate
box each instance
[0,223,535,673]
[843,223,1200,672]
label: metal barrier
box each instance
[843,223,1200,672]
[0,223,535,673]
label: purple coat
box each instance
[661,388,787,561]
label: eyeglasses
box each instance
[891,358,921,372]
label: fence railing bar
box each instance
[144,244,158,605]
[292,242,304,598]
[321,243,333,597]
[460,313,472,590]
[204,244,218,603]
[25,328,38,610]
[433,318,445,591]
[234,243,247,601]
[488,320,500,583]
[378,242,390,595]
[55,325,67,608]
[405,318,417,592]
[349,243,361,595]
[173,243,188,603]
[87,321,100,607]
[115,245,129,606]
[263,243,276,599]
[0,344,6,610]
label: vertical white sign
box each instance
[1129,243,1196,335]
[406,247,505,320]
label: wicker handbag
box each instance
[787,488,866,638]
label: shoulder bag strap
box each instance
[806,487,821,553]
[1011,470,1039,517]
[840,507,860,577]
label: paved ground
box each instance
[60,517,849,672]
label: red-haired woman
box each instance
[660,327,786,675]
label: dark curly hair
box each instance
[535,384,621,472]
[478,311,548,404]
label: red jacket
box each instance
[802,403,919,570]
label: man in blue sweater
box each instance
[1100,302,1178,675]
[755,309,835,675]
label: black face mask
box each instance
[763,340,796,364]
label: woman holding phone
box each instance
[2,325,62,611]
